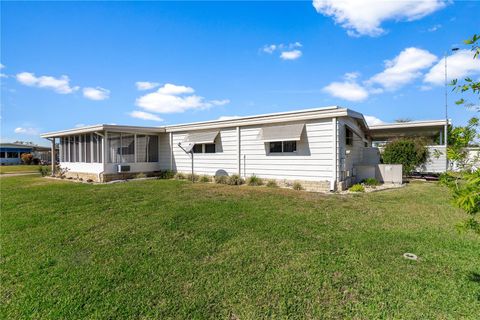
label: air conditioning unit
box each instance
[117,165,131,173]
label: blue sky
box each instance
[1,1,479,145]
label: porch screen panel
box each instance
[108,133,121,163]
[79,135,84,162]
[59,138,63,162]
[121,134,135,163]
[92,135,98,162]
[136,135,147,162]
[85,134,91,163]
[74,136,80,162]
[69,136,74,162]
[147,135,159,162]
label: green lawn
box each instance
[0,165,40,174]
[1,176,479,319]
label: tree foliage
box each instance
[446,33,480,234]
[381,138,428,174]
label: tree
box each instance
[21,153,34,165]
[382,138,429,174]
[445,34,480,234]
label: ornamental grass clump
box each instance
[174,172,186,180]
[349,184,365,193]
[227,174,244,185]
[247,175,263,186]
[199,175,211,183]
[214,175,228,184]
[266,179,278,188]
[292,181,303,190]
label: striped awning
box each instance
[258,123,304,142]
[182,131,219,144]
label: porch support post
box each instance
[169,132,173,171]
[444,122,448,170]
[51,137,56,176]
[331,117,337,191]
[237,126,241,177]
[134,133,137,163]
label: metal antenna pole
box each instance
[445,51,449,170]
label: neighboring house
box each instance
[0,143,52,165]
[40,106,449,190]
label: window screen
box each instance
[147,135,158,162]
[108,133,121,163]
[85,134,91,163]
[269,142,283,153]
[136,135,148,162]
[346,127,353,146]
[193,144,203,154]
[205,144,216,153]
[121,134,135,163]
[283,141,297,152]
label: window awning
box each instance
[182,131,219,144]
[257,123,305,142]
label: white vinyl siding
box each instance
[172,128,238,176]
[240,119,333,181]
[419,146,447,173]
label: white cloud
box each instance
[82,87,110,100]
[129,111,164,122]
[280,50,302,60]
[364,115,385,126]
[0,63,4,69]
[368,47,437,90]
[427,24,442,32]
[135,81,160,91]
[424,49,480,85]
[323,80,369,102]
[262,42,303,60]
[135,83,230,114]
[16,72,79,94]
[14,127,39,135]
[312,0,447,37]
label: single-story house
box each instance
[40,106,449,191]
[0,143,52,165]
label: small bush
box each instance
[438,172,456,187]
[362,178,380,186]
[247,175,263,186]
[266,179,278,188]
[135,173,147,179]
[159,170,175,179]
[382,138,429,175]
[199,175,211,183]
[292,182,303,190]
[214,175,228,184]
[174,172,186,180]
[227,174,244,185]
[38,166,51,177]
[86,179,94,183]
[186,173,199,182]
[349,184,365,192]
[21,153,33,165]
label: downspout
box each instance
[331,117,337,191]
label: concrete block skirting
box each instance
[63,171,101,182]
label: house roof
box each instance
[0,143,50,151]
[41,124,165,138]
[41,106,368,137]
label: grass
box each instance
[0,165,40,174]
[1,176,479,319]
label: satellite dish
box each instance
[178,142,195,154]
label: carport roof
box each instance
[369,120,448,140]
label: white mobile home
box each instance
[41,106,449,191]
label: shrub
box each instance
[199,175,211,183]
[438,172,456,188]
[21,153,33,165]
[362,178,380,186]
[135,173,147,179]
[186,173,199,182]
[174,172,186,180]
[247,175,263,186]
[349,184,365,192]
[38,166,51,177]
[292,182,303,190]
[54,165,68,179]
[266,179,278,188]
[227,174,244,185]
[214,175,228,184]
[159,170,175,179]
[381,138,429,175]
